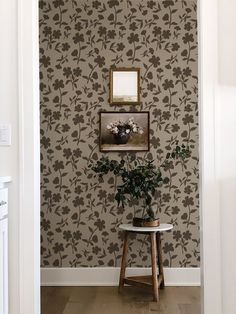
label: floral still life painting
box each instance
[100,112,149,151]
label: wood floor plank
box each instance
[41,286,201,314]
[178,303,201,314]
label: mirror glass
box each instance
[110,68,140,105]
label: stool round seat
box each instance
[119,223,173,233]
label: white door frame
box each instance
[17,0,222,313]
[199,0,222,313]
[18,0,40,313]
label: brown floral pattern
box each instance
[39,0,199,268]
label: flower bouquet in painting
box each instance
[91,144,190,227]
[106,117,144,145]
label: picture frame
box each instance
[99,111,149,152]
[109,68,141,105]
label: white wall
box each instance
[0,0,20,313]
[218,0,236,86]
[0,0,40,312]
[202,0,236,313]
[18,0,41,311]
[217,88,236,314]
[217,1,236,312]
[200,0,222,312]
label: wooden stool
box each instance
[118,223,173,302]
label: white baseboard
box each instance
[41,267,200,287]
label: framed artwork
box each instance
[99,111,149,152]
[109,68,140,105]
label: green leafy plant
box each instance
[91,144,190,221]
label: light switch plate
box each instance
[0,124,11,146]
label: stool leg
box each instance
[150,232,159,302]
[157,232,165,289]
[118,231,129,293]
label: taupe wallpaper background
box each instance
[40,0,199,268]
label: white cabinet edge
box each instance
[0,177,11,184]
[0,177,12,188]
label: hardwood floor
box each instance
[41,286,201,314]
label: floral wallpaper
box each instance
[39,0,199,268]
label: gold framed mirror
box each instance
[109,68,140,105]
